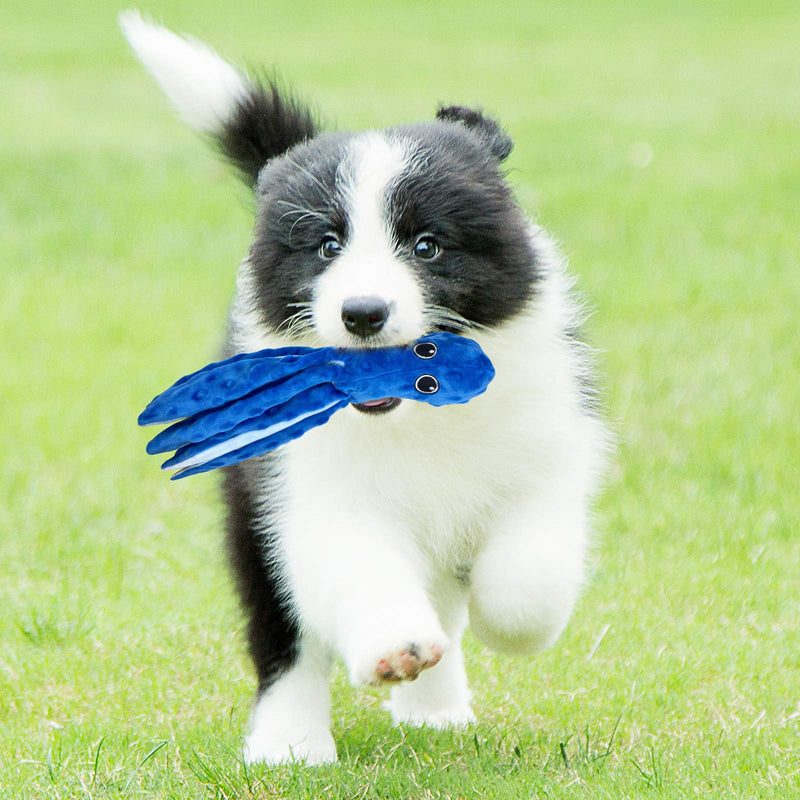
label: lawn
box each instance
[2,0,798,797]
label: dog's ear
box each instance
[436,105,513,162]
[119,10,317,188]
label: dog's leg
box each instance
[223,462,336,765]
[468,496,587,655]
[280,491,448,688]
[385,575,475,727]
[244,634,336,765]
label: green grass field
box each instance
[2,0,799,797]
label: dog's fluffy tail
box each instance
[119,10,317,186]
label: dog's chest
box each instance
[281,393,538,564]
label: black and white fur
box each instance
[121,11,608,766]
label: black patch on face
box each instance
[248,133,354,331]
[387,122,540,328]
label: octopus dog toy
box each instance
[139,332,495,478]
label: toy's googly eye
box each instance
[415,374,439,394]
[413,342,438,359]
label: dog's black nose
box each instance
[341,296,389,338]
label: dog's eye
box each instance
[413,236,439,260]
[319,235,342,259]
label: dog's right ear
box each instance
[119,10,317,188]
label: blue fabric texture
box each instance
[139,332,494,478]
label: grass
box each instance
[2,0,799,797]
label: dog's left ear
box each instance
[436,105,514,162]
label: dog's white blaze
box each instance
[119,10,247,133]
[342,133,406,253]
[311,133,426,345]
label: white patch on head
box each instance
[311,133,426,346]
[119,10,248,133]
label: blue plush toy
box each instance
[139,332,495,479]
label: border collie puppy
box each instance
[121,11,608,766]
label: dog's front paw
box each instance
[244,727,337,766]
[243,726,336,766]
[354,641,445,686]
[386,701,476,729]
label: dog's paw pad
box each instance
[372,642,444,684]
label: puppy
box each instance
[121,11,608,765]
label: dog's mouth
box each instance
[351,397,402,415]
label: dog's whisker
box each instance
[283,156,333,198]
[276,201,331,225]
[276,305,316,339]
[275,202,334,247]
[424,304,485,334]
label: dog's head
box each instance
[121,12,539,349]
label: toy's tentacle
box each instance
[162,383,349,477]
[139,345,338,426]
[146,362,343,454]
[169,397,348,479]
